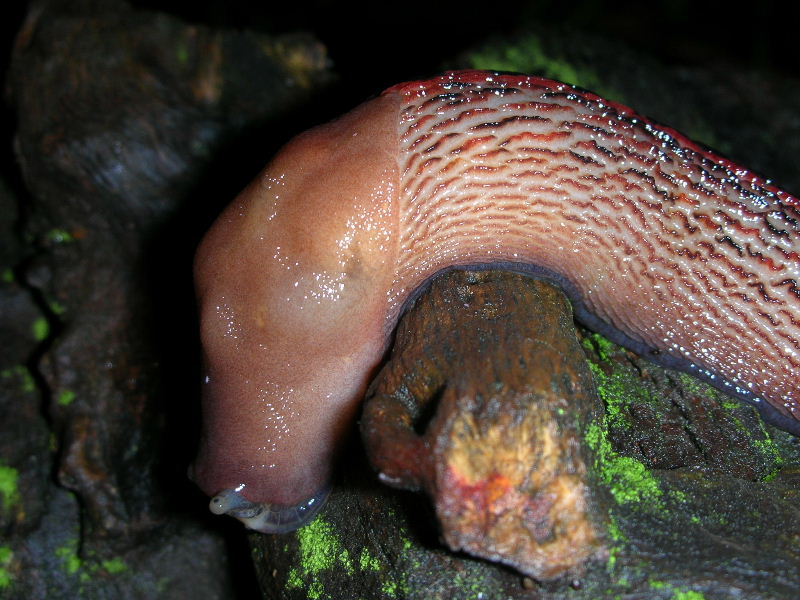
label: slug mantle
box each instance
[191,70,800,532]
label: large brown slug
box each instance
[191,71,800,532]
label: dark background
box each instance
[4,0,800,209]
[3,0,799,179]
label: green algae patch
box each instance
[55,540,83,576]
[582,332,616,363]
[379,575,411,599]
[381,579,400,598]
[176,42,190,65]
[674,591,706,600]
[1,268,13,283]
[582,333,663,432]
[581,333,666,506]
[754,432,784,481]
[49,300,66,316]
[1,365,36,394]
[58,389,77,406]
[604,512,627,572]
[586,422,663,507]
[55,539,129,583]
[450,570,493,600]
[359,548,382,572]
[466,34,623,101]
[0,546,13,589]
[46,228,75,244]
[650,580,706,600]
[100,558,127,574]
[675,373,786,480]
[0,464,21,511]
[32,316,50,341]
[675,372,716,399]
[285,517,354,599]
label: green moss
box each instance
[176,43,190,65]
[606,510,627,572]
[675,373,711,398]
[678,374,785,480]
[582,334,667,508]
[449,571,491,600]
[46,228,75,244]
[380,575,411,599]
[605,512,625,571]
[100,558,127,574]
[583,334,659,431]
[359,548,382,572]
[650,580,706,600]
[297,518,353,575]
[674,591,706,600]
[55,539,129,582]
[583,332,616,363]
[0,465,20,511]
[753,425,784,481]
[0,546,13,589]
[49,300,66,316]
[286,568,303,589]
[586,423,663,507]
[285,517,354,598]
[1,365,36,394]
[607,515,626,543]
[677,371,785,479]
[465,34,623,100]
[32,317,50,341]
[58,389,77,406]
[56,541,83,575]
[1,269,13,283]
[381,580,399,598]
[670,488,687,503]
[397,531,424,571]
[649,580,667,591]
[588,363,632,429]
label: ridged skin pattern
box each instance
[386,71,800,430]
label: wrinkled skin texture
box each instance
[192,94,401,509]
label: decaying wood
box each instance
[361,270,609,580]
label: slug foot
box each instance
[209,485,330,533]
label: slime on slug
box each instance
[191,70,800,532]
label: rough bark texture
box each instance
[2,1,800,599]
[361,271,608,580]
[2,0,331,597]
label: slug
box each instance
[191,70,800,532]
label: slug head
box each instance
[191,93,401,530]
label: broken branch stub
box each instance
[361,270,609,580]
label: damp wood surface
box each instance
[361,270,608,581]
[1,1,331,598]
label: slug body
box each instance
[193,71,800,531]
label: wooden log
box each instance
[361,269,609,580]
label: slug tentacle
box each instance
[209,486,330,533]
[193,70,800,532]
